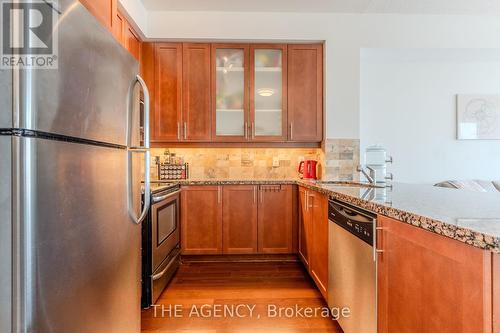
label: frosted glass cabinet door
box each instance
[212,45,249,140]
[250,45,287,141]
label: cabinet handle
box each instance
[218,186,221,204]
[244,122,248,139]
[260,187,263,203]
[304,190,308,212]
[251,122,254,139]
[177,122,181,140]
[253,186,257,204]
[373,225,384,261]
[290,122,293,140]
[183,122,187,140]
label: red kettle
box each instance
[298,160,317,179]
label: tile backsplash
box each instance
[151,139,360,181]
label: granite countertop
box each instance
[298,180,500,252]
[152,178,500,252]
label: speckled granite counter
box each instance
[176,179,297,185]
[153,179,500,252]
[298,180,500,252]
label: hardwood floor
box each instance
[141,261,343,332]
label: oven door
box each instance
[151,190,180,271]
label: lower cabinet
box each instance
[298,186,311,268]
[181,185,293,255]
[298,186,328,298]
[258,185,293,253]
[181,186,222,254]
[222,185,258,254]
[377,215,492,333]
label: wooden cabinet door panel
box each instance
[182,43,212,141]
[222,186,258,254]
[298,186,311,268]
[257,185,293,253]
[377,215,491,333]
[124,23,141,61]
[154,43,182,142]
[211,44,250,142]
[249,44,288,142]
[181,186,222,254]
[309,191,328,298]
[80,0,116,31]
[287,44,323,142]
[112,9,125,43]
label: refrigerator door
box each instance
[16,0,139,146]
[12,137,141,333]
[0,136,11,333]
[0,68,12,128]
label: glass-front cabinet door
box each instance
[250,45,287,141]
[212,44,249,141]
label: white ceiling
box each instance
[142,0,500,15]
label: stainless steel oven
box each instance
[142,183,181,307]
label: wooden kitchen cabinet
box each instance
[257,185,293,253]
[181,186,222,254]
[222,186,258,254]
[182,43,212,141]
[309,190,328,298]
[377,215,492,333]
[145,42,323,145]
[298,186,312,268]
[80,0,116,32]
[287,44,323,142]
[298,186,328,298]
[111,9,141,61]
[124,21,141,61]
[249,44,288,142]
[153,43,183,142]
[211,44,250,142]
[112,9,125,43]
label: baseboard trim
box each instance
[181,254,300,263]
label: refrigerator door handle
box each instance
[128,75,150,150]
[128,74,151,224]
[128,149,150,224]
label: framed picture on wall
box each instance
[457,94,500,140]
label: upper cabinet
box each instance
[154,43,183,142]
[212,44,250,141]
[80,1,142,61]
[80,0,116,31]
[250,45,287,142]
[183,44,212,141]
[288,44,323,142]
[144,42,324,145]
[124,22,141,61]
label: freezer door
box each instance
[12,137,141,333]
[0,68,12,128]
[16,0,139,146]
[0,136,12,333]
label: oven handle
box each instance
[152,190,181,204]
[152,252,179,281]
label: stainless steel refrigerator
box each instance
[0,1,151,332]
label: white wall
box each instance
[360,48,500,183]
[142,12,500,139]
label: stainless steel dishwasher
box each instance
[328,200,377,333]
